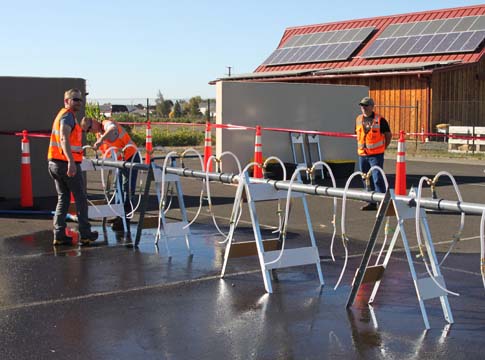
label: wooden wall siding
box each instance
[285,75,430,136]
[432,59,485,128]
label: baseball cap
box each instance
[359,97,375,106]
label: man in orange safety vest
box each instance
[48,89,98,245]
[356,96,392,211]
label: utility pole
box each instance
[207,99,211,123]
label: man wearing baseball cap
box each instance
[356,96,392,210]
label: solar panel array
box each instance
[363,15,485,58]
[262,27,375,66]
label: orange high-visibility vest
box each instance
[100,120,137,160]
[47,108,83,162]
[356,113,386,156]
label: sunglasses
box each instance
[71,98,83,102]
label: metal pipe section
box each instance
[88,159,485,215]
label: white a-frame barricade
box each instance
[80,157,127,231]
[139,162,191,255]
[347,190,453,329]
[221,171,324,293]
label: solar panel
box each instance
[447,32,474,52]
[371,38,396,57]
[263,26,375,65]
[340,28,359,42]
[454,16,479,32]
[383,37,407,56]
[393,23,415,37]
[421,33,447,53]
[362,15,485,58]
[282,36,300,48]
[406,35,431,55]
[406,22,429,36]
[438,18,461,33]
[422,19,446,35]
[461,30,485,51]
[396,36,420,55]
[470,16,485,31]
[338,42,361,59]
[433,33,460,53]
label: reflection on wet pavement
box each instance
[1,222,485,358]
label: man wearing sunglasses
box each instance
[356,96,392,211]
[47,89,98,245]
[80,116,140,232]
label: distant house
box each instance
[212,4,485,134]
[199,100,216,117]
[99,104,130,118]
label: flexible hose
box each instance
[205,152,244,237]
[309,161,338,261]
[263,157,287,235]
[155,151,178,247]
[82,146,103,211]
[366,166,390,266]
[416,176,459,297]
[218,161,259,244]
[180,148,205,229]
[122,144,144,219]
[335,165,389,290]
[264,165,308,266]
[99,146,124,217]
[335,171,365,290]
[430,171,465,266]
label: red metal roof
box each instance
[255,4,485,73]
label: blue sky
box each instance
[1,0,482,101]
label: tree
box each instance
[155,90,173,117]
[173,101,182,118]
[183,96,203,117]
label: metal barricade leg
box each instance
[301,194,324,285]
[348,191,453,329]
[420,217,454,324]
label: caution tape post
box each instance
[20,130,33,207]
[203,122,213,172]
[145,121,152,164]
[394,130,407,196]
[253,125,263,178]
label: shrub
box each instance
[84,125,204,148]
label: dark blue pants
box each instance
[358,153,386,199]
[48,160,92,239]
[119,152,141,214]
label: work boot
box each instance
[53,235,73,246]
[80,231,99,246]
[360,202,378,211]
[111,217,125,232]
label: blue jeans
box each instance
[358,153,386,198]
[48,160,92,239]
[119,152,141,214]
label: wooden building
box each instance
[213,5,485,135]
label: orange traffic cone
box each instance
[253,125,263,178]
[20,130,33,207]
[203,122,213,172]
[394,130,407,195]
[68,192,77,218]
[145,121,152,164]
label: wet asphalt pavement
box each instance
[1,157,485,359]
